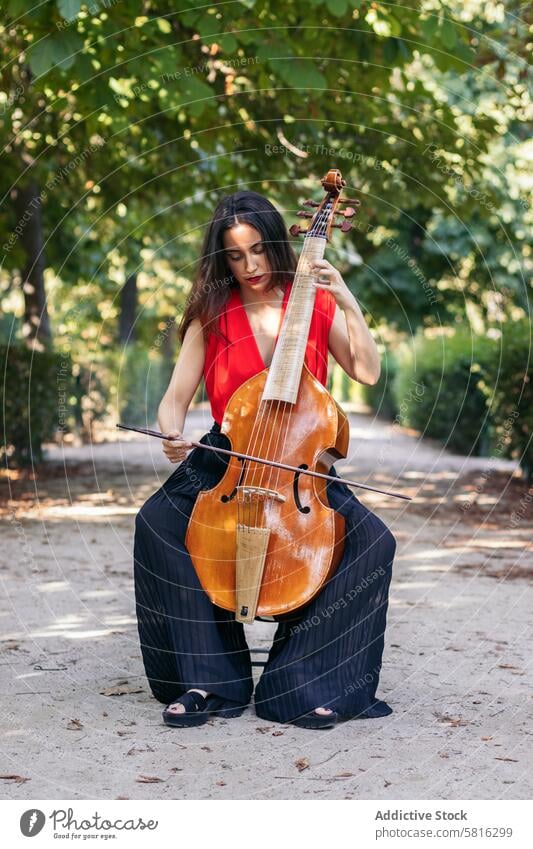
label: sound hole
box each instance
[293,464,311,514]
[221,458,246,502]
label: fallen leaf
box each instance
[256,726,274,734]
[272,731,284,737]
[66,719,83,731]
[0,774,31,784]
[100,684,144,696]
[335,772,354,778]
[434,712,468,727]
[216,781,226,786]
[295,758,309,772]
[481,736,493,741]
[136,775,165,783]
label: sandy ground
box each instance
[0,406,531,800]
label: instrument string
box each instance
[258,203,331,513]
[269,204,330,501]
[238,200,331,533]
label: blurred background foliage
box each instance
[0,0,531,476]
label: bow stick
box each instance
[117,423,412,502]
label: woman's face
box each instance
[223,223,272,293]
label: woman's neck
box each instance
[238,282,285,308]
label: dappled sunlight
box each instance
[35,581,70,593]
[448,539,531,551]
[16,671,53,681]
[410,548,454,560]
[79,590,119,600]
[391,580,436,588]
[33,505,137,519]
[63,629,126,640]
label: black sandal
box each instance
[162,691,247,728]
[290,709,338,730]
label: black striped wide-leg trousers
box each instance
[133,422,397,722]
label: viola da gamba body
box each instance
[185,365,350,618]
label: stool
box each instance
[249,615,274,668]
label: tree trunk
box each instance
[118,272,138,344]
[161,317,176,361]
[12,181,51,348]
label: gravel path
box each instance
[1,407,531,800]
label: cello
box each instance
[185,169,363,624]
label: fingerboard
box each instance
[262,236,327,404]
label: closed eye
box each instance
[226,244,265,261]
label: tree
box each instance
[1,0,509,349]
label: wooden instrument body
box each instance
[185,365,350,617]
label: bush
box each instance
[360,348,398,419]
[1,344,69,465]
[390,323,532,478]
[115,343,174,427]
[482,319,532,480]
[392,329,494,456]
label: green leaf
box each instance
[439,18,457,50]
[196,13,221,38]
[165,76,214,118]
[28,40,58,77]
[326,0,348,17]
[274,59,327,90]
[57,0,83,21]
[383,38,398,64]
[7,0,30,17]
[28,33,83,76]
[217,33,239,54]
[55,31,84,70]
[420,14,439,40]
[256,42,291,63]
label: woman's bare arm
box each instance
[157,318,205,462]
[328,302,381,385]
[309,258,380,386]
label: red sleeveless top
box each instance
[203,281,336,425]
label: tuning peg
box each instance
[302,199,320,207]
[338,197,361,206]
[332,220,353,233]
[297,210,314,218]
[337,206,357,218]
[289,224,308,237]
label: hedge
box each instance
[1,343,177,465]
[482,319,532,480]
[392,329,494,456]
[1,344,68,466]
[360,348,399,420]
[366,323,532,479]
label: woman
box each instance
[134,190,397,730]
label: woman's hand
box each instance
[162,429,193,464]
[310,259,356,311]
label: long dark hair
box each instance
[178,190,298,343]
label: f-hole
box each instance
[293,464,311,514]
[221,458,246,502]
